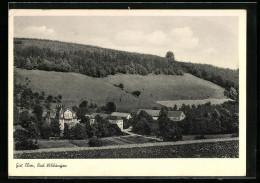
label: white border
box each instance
[8,9,247,177]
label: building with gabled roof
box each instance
[111,112,132,120]
[137,109,185,121]
[168,111,186,121]
[85,113,110,125]
[45,105,79,136]
[138,109,160,120]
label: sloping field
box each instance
[157,98,233,109]
[14,139,238,158]
[14,68,226,111]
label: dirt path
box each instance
[122,127,163,141]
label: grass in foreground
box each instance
[14,140,238,159]
[37,136,159,149]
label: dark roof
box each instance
[92,113,110,119]
[107,116,122,120]
[168,111,184,117]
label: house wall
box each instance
[109,119,124,131]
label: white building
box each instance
[46,105,79,136]
[107,116,124,131]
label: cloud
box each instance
[16,26,56,39]
[114,27,198,50]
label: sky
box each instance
[14,16,239,69]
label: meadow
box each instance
[36,136,159,149]
[156,98,233,109]
[14,68,226,111]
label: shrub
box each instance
[50,119,61,137]
[133,118,151,135]
[27,122,39,139]
[106,102,116,113]
[70,123,88,140]
[174,135,183,141]
[15,139,39,150]
[63,123,71,139]
[162,131,181,142]
[123,117,131,129]
[119,83,124,89]
[14,129,39,150]
[132,91,141,97]
[41,123,52,139]
[194,135,207,140]
[88,136,102,147]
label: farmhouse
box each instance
[111,112,132,120]
[138,109,160,120]
[86,113,124,131]
[85,113,110,125]
[138,109,185,121]
[46,105,79,135]
[107,116,124,131]
[168,111,186,121]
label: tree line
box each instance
[130,101,239,141]
[179,62,238,90]
[14,38,238,92]
[14,38,183,78]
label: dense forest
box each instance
[14,38,238,90]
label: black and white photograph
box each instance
[8,9,247,177]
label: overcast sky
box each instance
[14,16,239,69]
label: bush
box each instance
[123,117,131,129]
[14,129,39,150]
[15,139,39,150]
[88,136,103,147]
[132,91,141,97]
[40,123,52,139]
[174,135,183,141]
[70,123,88,140]
[50,119,61,137]
[119,83,124,89]
[106,102,116,113]
[163,131,182,142]
[194,135,207,140]
[133,118,151,135]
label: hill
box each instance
[14,68,226,111]
[14,38,238,90]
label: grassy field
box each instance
[14,68,226,111]
[14,140,238,158]
[101,136,159,146]
[37,136,159,149]
[37,140,80,149]
[156,98,233,109]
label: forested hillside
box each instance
[14,38,238,90]
[179,62,239,90]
